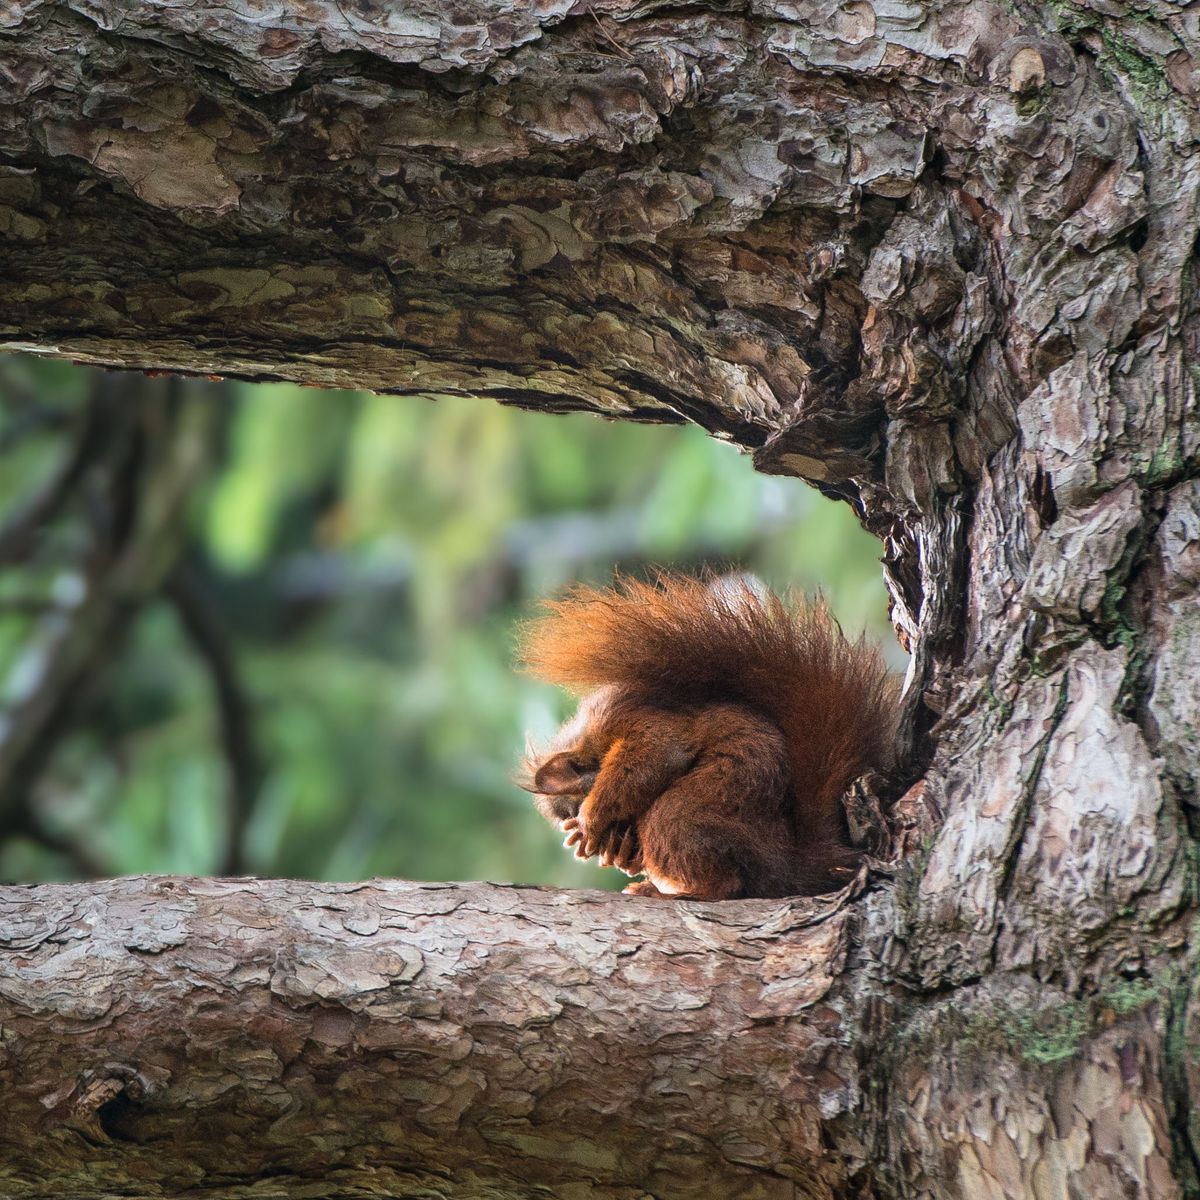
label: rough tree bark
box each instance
[1,876,860,1199]
[1,1,1199,1197]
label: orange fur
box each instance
[521,573,899,900]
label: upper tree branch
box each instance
[0,0,1020,487]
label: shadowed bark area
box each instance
[3,2,1200,1197]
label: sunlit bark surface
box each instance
[2,2,1200,1196]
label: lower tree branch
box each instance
[1,876,1188,1199]
[0,876,855,1200]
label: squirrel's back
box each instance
[522,573,899,822]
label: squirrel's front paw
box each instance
[561,815,595,860]
[597,823,643,874]
[562,816,642,873]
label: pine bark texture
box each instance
[2,1,1200,1198]
[0,877,856,1199]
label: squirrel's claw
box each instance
[561,816,593,858]
[615,825,644,875]
[564,814,642,868]
[594,822,642,873]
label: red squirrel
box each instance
[519,574,899,900]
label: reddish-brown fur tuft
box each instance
[521,573,899,899]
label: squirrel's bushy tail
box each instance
[522,572,899,818]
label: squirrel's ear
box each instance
[533,752,597,796]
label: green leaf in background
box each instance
[206,383,354,571]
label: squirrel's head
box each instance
[516,687,616,824]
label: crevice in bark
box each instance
[992,671,1069,913]
[1163,977,1200,1198]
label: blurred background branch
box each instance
[165,561,261,876]
[0,355,897,886]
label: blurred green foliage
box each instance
[0,356,898,888]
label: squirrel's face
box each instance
[518,687,615,824]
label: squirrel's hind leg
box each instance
[636,807,754,901]
[623,879,665,897]
[623,876,742,901]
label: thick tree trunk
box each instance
[3,2,1200,1197]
